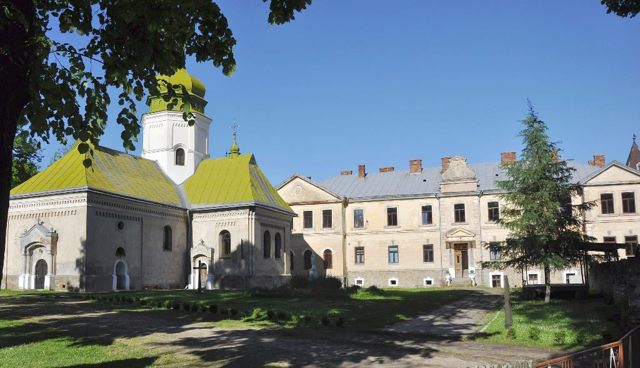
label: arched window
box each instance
[274,233,282,259]
[304,250,312,270]
[115,247,126,257]
[290,251,294,271]
[323,249,333,269]
[219,230,231,258]
[163,225,172,251]
[175,148,185,166]
[263,231,271,258]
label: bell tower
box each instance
[141,69,212,184]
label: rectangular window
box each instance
[303,211,313,229]
[565,272,577,284]
[604,237,617,261]
[322,210,332,229]
[388,245,399,264]
[625,235,638,257]
[488,201,500,222]
[603,236,616,243]
[355,247,365,264]
[623,192,636,214]
[421,205,433,225]
[489,242,502,261]
[454,203,466,223]
[491,274,502,288]
[423,244,434,263]
[528,273,539,285]
[600,193,614,214]
[353,209,364,228]
[387,207,398,227]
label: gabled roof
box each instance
[11,144,183,206]
[580,161,640,184]
[277,174,343,200]
[182,153,293,214]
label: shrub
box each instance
[276,311,289,321]
[506,328,517,339]
[209,305,218,313]
[190,304,199,312]
[317,277,342,290]
[172,302,180,310]
[267,310,276,321]
[575,331,588,346]
[139,299,147,306]
[365,285,384,295]
[345,285,361,294]
[303,315,312,324]
[336,317,345,327]
[156,301,163,308]
[163,300,172,309]
[244,308,269,322]
[554,331,566,345]
[528,326,541,341]
[230,308,239,317]
[321,316,330,326]
[290,276,309,289]
[127,297,135,304]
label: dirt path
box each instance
[0,295,555,367]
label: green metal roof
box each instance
[11,144,183,206]
[182,153,293,213]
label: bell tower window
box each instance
[175,148,185,166]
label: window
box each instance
[323,249,333,269]
[274,233,282,259]
[604,237,617,261]
[175,148,185,166]
[565,272,577,284]
[423,244,434,263]
[454,203,466,223]
[353,209,364,228]
[163,226,172,251]
[625,236,638,257]
[322,210,332,229]
[424,278,434,286]
[421,205,433,225]
[604,236,617,243]
[388,245,399,264]
[355,246,365,264]
[263,231,271,258]
[600,193,614,214]
[303,250,312,270]
[354,278,364,286]
[489,242,501,261]
[290,251,294,270]
[488,201,500,222]
[387,207,398,226]
[303,211,313,229]
[219,230,231,257]
[528,273,539,285]
[623,192,636,213]
[491,274,502,288]
[388,278,398,286]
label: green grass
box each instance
[475,296,623,351]
[88,287,474,330]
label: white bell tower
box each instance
[141,69,212,184]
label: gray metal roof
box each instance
[319,161,600,200]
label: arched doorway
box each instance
[112,247,130,291]
[34,260,47,290]
[115,261,127,290]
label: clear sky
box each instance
[41,1,639,185]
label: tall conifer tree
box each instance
[496,105,593,303]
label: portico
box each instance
[445,228,477,279]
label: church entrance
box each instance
[115,261,127,290]
[199,263,208,290]
[453,243,469,278]
[34,259,47,290]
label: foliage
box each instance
[491,105,594,302]
[290,275,309,289]
[11,122,42,188]
[601,0,640,18]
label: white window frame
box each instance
[526,270,541,285]
[563,270,579,284]
[488,271,504,288]
[423,277,434,287]
[354,277,364,286]
[353,208,365,229]
[388,277,399,287]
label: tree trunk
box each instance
[544,264,551,303]
[0,0,36,287]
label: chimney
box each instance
[409,159,422,174]
[340,170,352,176]
[500,152,516,164]
[441,156,451,172]
[589,154,605,168]
[379,166,395,173]
[358,164,366,178]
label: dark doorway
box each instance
[199,263,207,290]
[116,261,127,290]
[35,259,47,290]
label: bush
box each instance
[575,331,588,346]
[209,305,218,313]
[267,310,276,321]
[365,286,384,295]
[506,328,517,339]
[336,317,345,327]
[345,285,361,294]
[190,304,199,312]
[290,276,309,289]
[528,326,541,341]
[554,331,566,345]
[276,311,289,321]
[163,300,172,309]
[172,302,180,310]
[321,316,330,326]
[315,277,342,290]
[230,308,239,317]
[244,308,269,322]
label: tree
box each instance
[0,0,311,285]
[494,105,593,303]
[601,0,640,18]
[12,122,42,188]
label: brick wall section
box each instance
[500,152,516,164]
[409,160,422,173]
[379,167,395,173]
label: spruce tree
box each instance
[496,105,593,303]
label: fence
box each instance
[535,325,640,368]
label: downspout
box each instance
[140,217,144,289]
[4,217,8,289]
[478,190,484,286]
[437,193,445,282]
[581,186,589,289]
[341,197,348,286]
[187,209,193,287]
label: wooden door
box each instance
[199,265,207,289]
[35,259,47,290]
[454,250,463,276]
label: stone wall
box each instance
[590,258,640,321]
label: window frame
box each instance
[175,148,185,166]
[303,211,313,229]
[353,208,365,229]
[454,203,466,223]
[421,205,433,225]
[388,278,398,287]
[323,249,333,269]
[422,244,434,263]
[386,207,398,227]
[487,201,500,222]
[388,245,399,264]
[163,225,172,252]
[625,235,638,257]
[489,242,502,261]
[322,209,333,229]
[354,246,365,265]
[219,230,231,258]
[600,193,615,214]
[622,192,636,214]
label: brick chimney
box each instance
[379,166,395,173]
[358,164,366,178]
[409,159,422,174]
[441,156,451,173]
[340,170,352,176]
[500,152,516,164]
[588,154,606,168]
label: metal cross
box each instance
[231,121,240,141]
[193,261,206,293]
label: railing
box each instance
[535,325,640,368]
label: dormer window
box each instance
[175,148,185,166]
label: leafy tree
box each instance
[601,0,640,18]
[11,122,42,188]
[48,140,74,166]
[0,0,311,285]
[494,106,593,303]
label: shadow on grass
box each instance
[63,357,158,368]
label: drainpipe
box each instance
[341,197,348,286]
[187,209,193,288]
[140,217,144,289]
[478,191,484,286]
[437,193,445,282]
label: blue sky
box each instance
[42,1,639,185]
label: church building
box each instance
[3,70,294,292]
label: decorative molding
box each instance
[193,209,249,221]
[10,210,78,221]
[88,195,186,219]
[95,210,142,222]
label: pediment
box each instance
[445,228,476,240]
[20,222,54,248]
[192,240,214,257]
[583,163,640,185]
[277,176,341,203]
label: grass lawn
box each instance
[87,287,476,330]
[474,295,623,352]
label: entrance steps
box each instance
[451,278,473,287]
